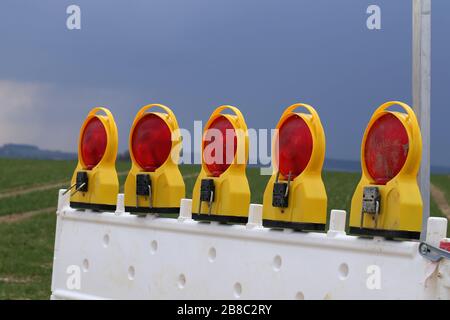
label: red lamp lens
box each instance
[364,113,409,185]
[132,114,172,172]
[203,115,237,177]
[81,117,107,170]
[276,115,313,179]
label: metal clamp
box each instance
[419,242,450,262]
[199,179,215,215]
[272,171,291,209]
[360,186,381,228]
[136,174,152,209]
[63,171,88,196]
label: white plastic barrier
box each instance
[51,190,450,300]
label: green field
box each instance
[432,174,450,202]
[0,159,448,299]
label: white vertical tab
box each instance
[57,189,70,214]
[328,210,347,236]
[246,204,263,229]
[425,217,448,246]
[115,194,125,215]
[178,198,193,221]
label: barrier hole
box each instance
[208,247,216,262]
[178,274,186,289]
[103,234,110,247]
[82,259,89,272]
[273,255,282,271]
[295,291,305,300]
[234,282,242,298]
[338,263,349,280]
[128,266,135,280]
[150,240,158,254]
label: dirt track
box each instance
[0,182,68,200]
[0,207,56,224]
[0,171,130,200]
[0,172,199,224]
[431,183,450,219]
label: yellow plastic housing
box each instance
[349,101,423,239]
[262,103,327,231]
[192,105,251,223]
[124,104,185,215]
[70,107,119,211]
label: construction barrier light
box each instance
[262,103,327,231]
[68,107,119,211]
[124,104,185,215]
[349,101,423,240]
[192,105,251,223]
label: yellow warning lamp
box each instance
[192,105,251,223]
[68,107,119,211]
[124,104,185,215]
[349,101,423,239]
[262,103,327,231]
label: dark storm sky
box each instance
[0,0,448,166]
